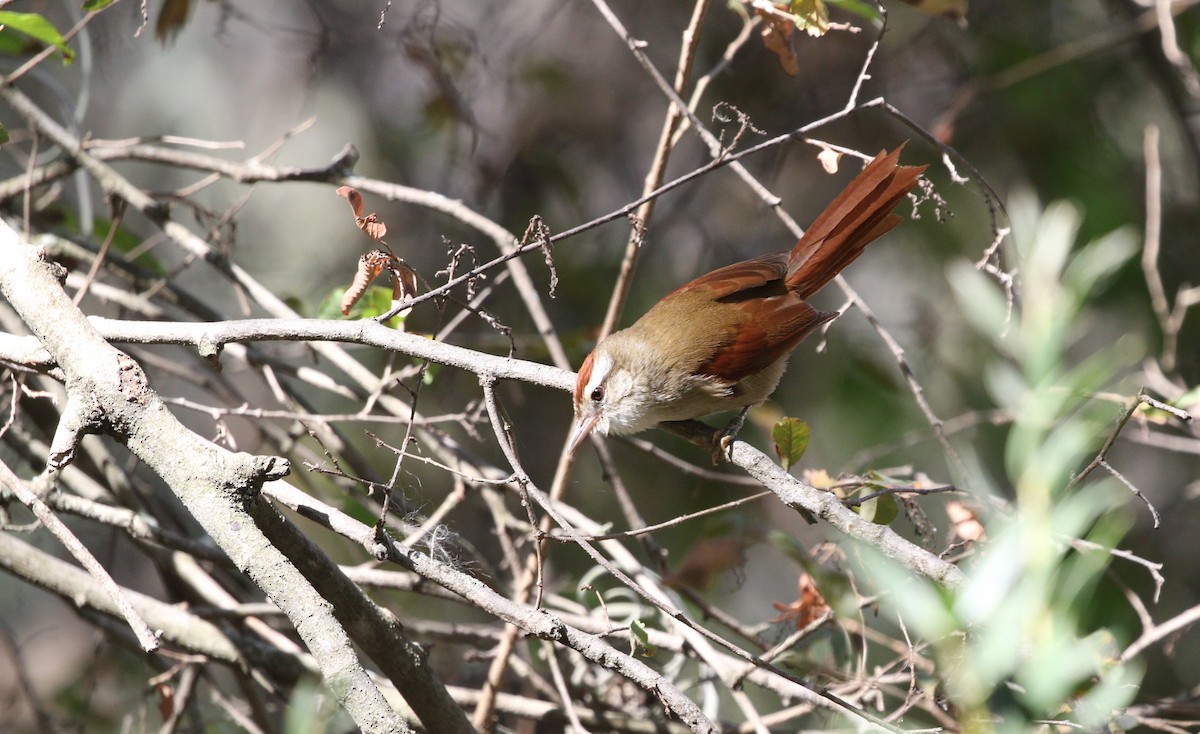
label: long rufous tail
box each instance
[785,145,926,298]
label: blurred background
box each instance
[3,0,1200,730]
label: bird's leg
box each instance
[712,405,753,464]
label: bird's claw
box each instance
[710,407,751,465]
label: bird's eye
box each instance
[590,386,604,403]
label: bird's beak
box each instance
[568,411,601,453]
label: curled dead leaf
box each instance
[391,260,420,303]
[771,572,832,630]
[341,249,421,317]
[342,250,392,315]
[155,681,175,721]
[336,185,364,217]
[757,5,799,76]
[336,186,388,241]
[358,213,387,241]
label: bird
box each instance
[569,145,926,452]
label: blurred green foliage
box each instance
[863,193,1146,731]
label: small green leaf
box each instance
[319,285,406,328]
[788,0,830,36]
[824,0,882,23]
[1171,384,1200,410]
[629,619,656,657]
[317,288,347,320]
[0,12,75,64]
[772,417,810,471]
[855,491,899,525]
[0,122,8,146]
[82,0,117,10]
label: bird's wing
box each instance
[696,292,835,385]
[661,252,836,386]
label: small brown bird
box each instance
[570,146,925,450]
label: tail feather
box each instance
[785,145,926,297]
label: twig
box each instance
[670,14,761,148]
[622,434,764,485]
[72,201,124,306]
[262,480,722,733]
[840,483,956,508]
[596,0,711,342]
[550,491,773,542]
[523,481,898,731]
[2,8,105,84]
[586,0,801,235]
[729,610,834,689]
[473,373,546,732]
[542,642,591,734]
[0,461,160,651]
[1069,390,1191,526]
[1101,458,1161,528]
[1142,124,1178,369]
[1122,601,1200,662]
[1072,536,1166,604]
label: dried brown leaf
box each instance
[757,6,799,76]
[390,260,420,302]
[341,249,392,315]
[336,185,365,217]
[358,213,387,241]
[770,572,832,630]
[155,681,175,721]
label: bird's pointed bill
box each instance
[568,411,601,452]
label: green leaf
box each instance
[824,0,883,23]
[772,417,810,471]
[318,285,406,328]
[0,122,8,146]
[788,0,830,36]
[1062,225,1136,300]
[629,619,656,657]
[82,0,117,10]
[1171,384,1200,410]
[947,260,1011,345]
[855,491,898,525]
[317,288,347,320]
[0,12,75,64]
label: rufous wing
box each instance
[697,293,835,384]
[661,253,836,385]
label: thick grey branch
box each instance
[0,224,430,734]
[0,313,962,587]
[0,530,309,684]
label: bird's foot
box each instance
[711,407,751,465]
